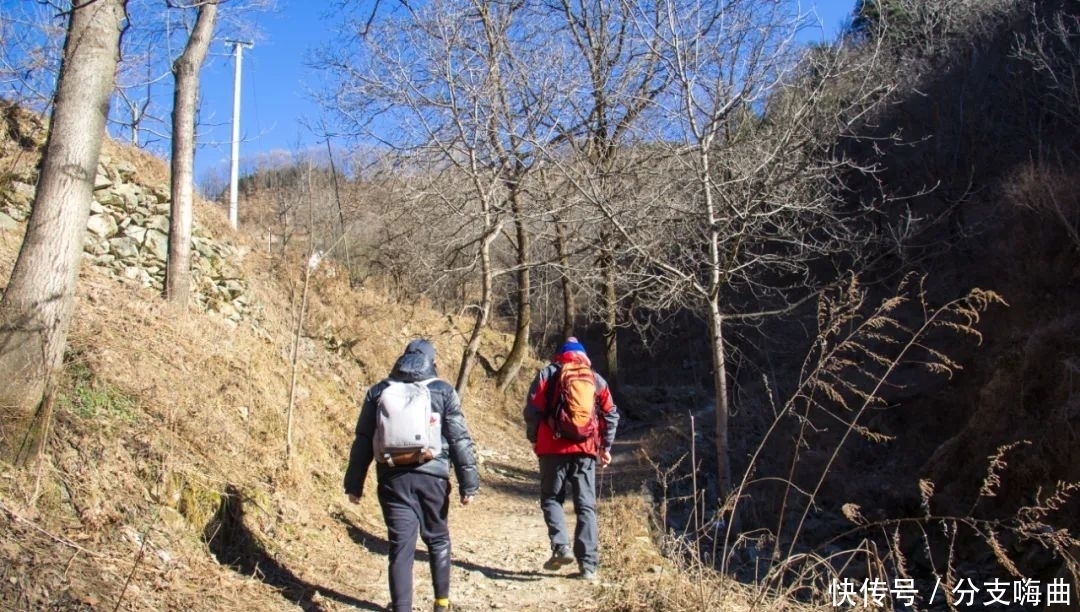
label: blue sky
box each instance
[192,3,335,187]
[191,0,856,188]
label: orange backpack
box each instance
[546,361,599,442]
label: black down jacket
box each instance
[343,340,480,498]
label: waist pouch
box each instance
[377,448,434,467]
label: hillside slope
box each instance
[0,110,788,612]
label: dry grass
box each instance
[16,102,1071,612]
[2,122,697,611]
[0,124,559,610]
[99,137,171,187]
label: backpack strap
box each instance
[543,364,562,413]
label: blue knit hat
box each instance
[559,336,586,355]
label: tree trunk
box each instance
[700,144,733,499]
[556,219,575,340]
[600,239,619,392]
[455,224,497,396]
[496,191,531,391]
[709,301,732,498]
[0,0,127,464]
[166,1,217,304]
[325,138,352,282]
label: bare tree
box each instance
[322,0,563,395]
[468,0,556,392]
[111,0,178,150]
[113,61,170,147]
[539,0,671,390]
[167,0,219,305]
[118,0,274,153]
[605,0,893,497]
[0,2,65,112]
[2,0,274,150]
[0,0,128,464]
[1001,3,1080,252]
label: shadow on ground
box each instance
[205,485,384,612]
[332,511,545,584]
[481,461,540,499]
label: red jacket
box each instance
[523,352,619,457]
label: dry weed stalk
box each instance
[662,272,1025,609]
[0,498,102,558]
[284,251,314,464]
[285,199,350,466]
[112,528,149,612]
[792,444,1080,611]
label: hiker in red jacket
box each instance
[523,336,620,582]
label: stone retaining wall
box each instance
[1,155,251,324]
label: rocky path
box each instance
[322,427,650,612]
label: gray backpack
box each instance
[373,378,441,466]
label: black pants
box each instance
[377,471,452,612]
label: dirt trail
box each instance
[322,427,650,612]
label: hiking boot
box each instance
[433,599,450,612]
[577,568,599,582]
[542,545,575,571]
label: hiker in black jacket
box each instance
[344,339,480,612]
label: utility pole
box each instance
[227,39,252,230]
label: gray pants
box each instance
[539,454,599,572]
